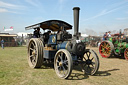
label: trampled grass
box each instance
[0,47,128,85]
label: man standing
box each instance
[1,39,4,49]
[103,32,108,41]
[108,31,111,37]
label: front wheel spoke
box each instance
[57,61,59,64]
[58,67,62,74]
[60,52,64,62]
[66,64,68,68]
[57,55,61,62]
[126,53,128,57]
[101,44,105,48]
[57,66,61,70]
[100,50,103,52]
[62,66,66,75]
[104,42,106,47]
[63,60,68,64]
[107,46,110,49]
[64,55,67,60]
[106,44,108,47]
[104,50,107,54]
[58,66,61,71]
[60,52,64,57]
[59,54,63,62]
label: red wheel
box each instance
[124,48,128,60]
[99,41,114,58]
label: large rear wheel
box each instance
[54,49,73,79]
[99,41,114,58]
[28,38,44,68]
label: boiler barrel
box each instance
[56,41,68,50]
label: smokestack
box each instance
[73,7,80,39]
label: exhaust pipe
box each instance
[73,7,80,39]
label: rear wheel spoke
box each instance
[30,48,34,51]
[30,55,33,58]
[31,42,35,47]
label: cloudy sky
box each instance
[0,0,128,35]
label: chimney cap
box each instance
[73,7,80,10]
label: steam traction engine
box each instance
[26,7,99,79]
[99,32,128,60]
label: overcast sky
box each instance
[0,0,128,35]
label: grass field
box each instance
[0,46,128,85]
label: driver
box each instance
[43,31,51,43]
[33,28,41,38]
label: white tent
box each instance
[81,33,88,37]
[17,32,32,37]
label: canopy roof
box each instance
[25,20,72,31]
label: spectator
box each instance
[1,39,4,49]
[108,31,111,37]
[103,32,108,41]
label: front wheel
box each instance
[99,41,114,58]
[54,49,73,79]
[81,49,99,75]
